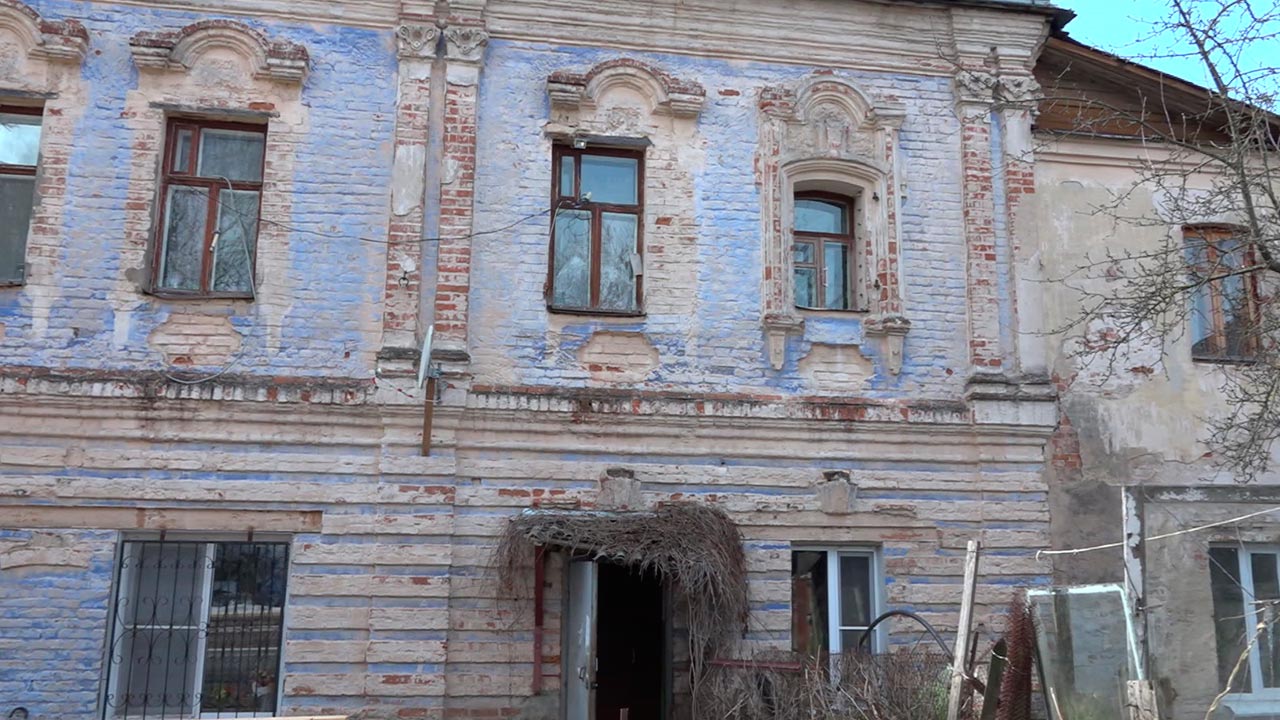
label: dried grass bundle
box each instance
[494,502,749,696]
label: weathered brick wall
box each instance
[0,0,398,380]
[468,41,971,399]
[0,529,116,719]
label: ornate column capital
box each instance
[396,23,439,60]
[443,26,488,64]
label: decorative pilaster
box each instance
[955,67,1002,371]
[998,74,1047,378]
[431,26,488,360]
[380,23,439,354]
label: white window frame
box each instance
[1222,545,1280,715]
[104,538,289,720]
[792,546,886,655]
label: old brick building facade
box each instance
[0,0,1076,718]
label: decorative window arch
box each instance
[757,75,910,373]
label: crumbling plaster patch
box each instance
[149,311,245,366]
[798,342,873,392]
[0,530,92,572]
[578,330,659,383]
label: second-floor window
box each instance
[0,106,42,285]
[1187,226,1259,361]
[794,193,857,311]
[548,145,643,314]
[152,119,266,298]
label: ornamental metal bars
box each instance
[103,540,289,719]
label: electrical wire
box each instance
[1036,504,1280,560]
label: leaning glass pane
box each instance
[580,154,638,205]
[212,190,261,293]
[600,212,638,312]
[552,209,591,308]
[0,174,36,283]
[159,186,210,291]
[1210,547,1251,693]
[0,113,41,166]
[839,554,872,627]
[795,199,846,234]
[824,242,850,310]
[173,129,194,173]
[1252,552,1280,688]
[202,543,288,715]
[559,156,576,198]
[1189,283,1217,356]
[794,268,817,307]
[198,129,265,182]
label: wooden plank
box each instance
[946,540,980,720]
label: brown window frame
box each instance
[1186,225,1261,362]
[0,104,43,287]
[546,144,645,316]
[793,191,858,312]
[150,118,267,299]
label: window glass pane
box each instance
[1253,552,1280,688]
[117,627,201,715]
[126,543,206,627]
[1189,283,1216,357]
[552,209,591,308]
[173,128,194,173]
[202,543,288,715]
[824,242,850,310]
[212,190,260,293]
[1210,547,1252,693]
[600,212,638,312]
[839,554,872,627]
[0,174,35,283]
[795,198,846,234]
[198,129,265,182]
[580,154,637,205]
[795,267,817,307]
[559,155,576,198]
[794,241,814,265]
[841,629,871,655]
[159,186,210,291]
[791,551,828,658]
[0,113,41,166]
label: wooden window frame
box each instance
[546,144,645,316]
[793,191,857,312]
[1186,225,1261,362]
[150,118,267,300]
[0,105,43,286]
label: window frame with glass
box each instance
[790,547,883,659]
[1210,544,1280,713]
[793,191,859,312]
[547,144,644,315]
[0,105,43,286]
[151,118,267,299]
[1186,225,1260,362]
[103,538,290,719]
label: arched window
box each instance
[793,192,856,311]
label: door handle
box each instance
[578,665,597,690]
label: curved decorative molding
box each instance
[0,0,88,62]
[443,26,487,64]
[130,20,309,82]
[548,58,706,119]
[397,23,439,60]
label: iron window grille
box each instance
[103,540,289,719]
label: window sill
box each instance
[547,305,645,319]
[1192,354,1258,366]
[147,289,255,301]
[795,305,868,318]
[0,281,23,288]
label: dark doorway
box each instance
[595,562,667,720]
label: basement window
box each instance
[1210,545,1280,707]
[547,145,643,314]
[152,119,266,298]
[0,106,42,286]
[103,539,289,718]
[791,548,881,657]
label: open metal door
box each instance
[565,559,598,720]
